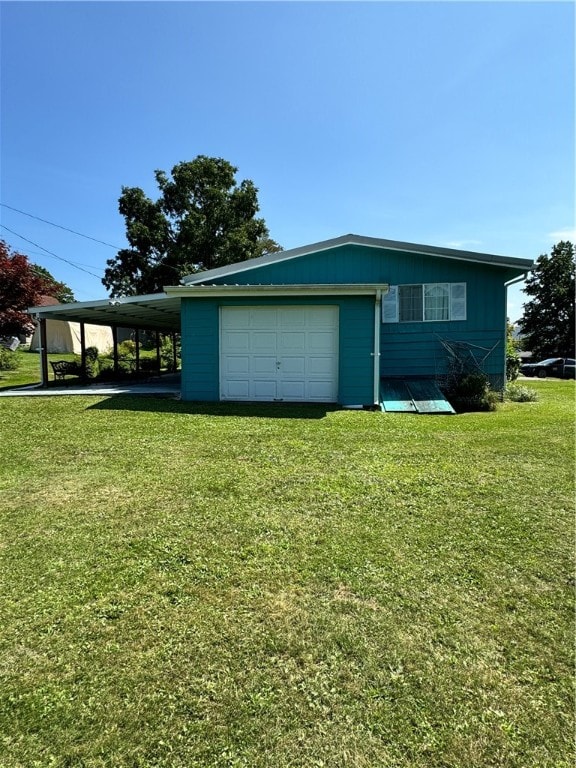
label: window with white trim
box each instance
[382,283,466,323]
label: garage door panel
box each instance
[279,380,306,399]
[251,309,277,328]
[251,331,277,353]
[308,331,338,352]
[253,356,277,374]
[308,380,336,399]
[224,356,250,375]
[253,380,278,398]
[279,357,306,375]
[224,380,251,399]
[222,330,250,351]
[221,308,251,329]
[308,356,336,375]
[278,308,306,328]
[307,306,338,326]
[278,331,306,351]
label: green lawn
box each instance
[0,382,573,767]
[0,350,78,389]
[0,349,170,391]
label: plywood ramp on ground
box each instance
[380,379,455,414]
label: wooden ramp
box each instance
[380,379,455,414]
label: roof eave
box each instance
[165,283,390,298]
[180,234,534,285]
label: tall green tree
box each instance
[103,156,282,296]
[520,241,575,359]
[31,264,75,303]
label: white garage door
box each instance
[220,306,339,402]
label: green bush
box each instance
[160,335,181,372]
[506,323,521,381]
[117,360,134,376]
[97,359,115,381]
[506,383,539,402]
[117,340,136,358]
[443,372,499,413]
[103,340,136,362]
[506,349,521,381]
[83,347,100,379]
[0,348,19,371]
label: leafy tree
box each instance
[520,241,575,359]
[0,240,53,336]
[31,264,75,303]
[506,321,521,381]
[103,156,282,296]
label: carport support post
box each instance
[155,331,161,374]
[135,328,140,374]
[79,322,86,380]
[39,318,48,388]
[112,326,119,376]
[172,332,177,372]
[373,290,382,405]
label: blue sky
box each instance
[1,1,574,320]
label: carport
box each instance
[27,293,182,387]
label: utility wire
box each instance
[0,225,105,280]
[0,203,123,250]
[1,204,187,279]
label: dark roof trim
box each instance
[181,234,534,285]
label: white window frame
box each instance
[382,282,466,323]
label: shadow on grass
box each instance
[87,395,339,419]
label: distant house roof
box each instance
[37,295,60,307]
[181,234,534,285]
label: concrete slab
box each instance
[0,375,181,398]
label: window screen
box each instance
[398,285,423,321]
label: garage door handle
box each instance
[276,361,281,369]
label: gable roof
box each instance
[181,234,534,285]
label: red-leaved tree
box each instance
[0,240,53,336]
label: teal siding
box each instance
[198,244,521,288]
[181,295,374,405]
[182,244,522,400]
[381,278,507,387]
[181,300,220,401]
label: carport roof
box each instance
[28,292,182,332]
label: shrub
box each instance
[0,348,19,371]
[117,340,136,358]
[103,340,136,362]
[83,346,100,379]
[117,360,134,376]
[97,358,115,381]
[160,335,181,372]
[506,383,539,402]
[506,348,521,381]
[443,372,499,413]
[506,323,521,381]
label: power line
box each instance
[15,246,104,271]
[0,202,123,250]
[0,225,105,280]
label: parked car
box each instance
[520,357,576,379]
